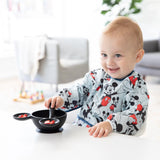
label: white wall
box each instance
[59,0,160,40]
[131,0,160,40]
[1,0,160,41]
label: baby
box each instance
[45,16,149,137]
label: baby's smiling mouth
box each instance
[108,67,120,73]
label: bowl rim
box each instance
[31,109,67,119]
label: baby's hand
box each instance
[44,96,64,109]
[88,121,112,138]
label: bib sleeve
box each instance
[108,80,149,135]
[58,71,94,112]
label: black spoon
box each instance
[39,103,60,128]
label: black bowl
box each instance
[13,109,67,133]
[31,109,67,132]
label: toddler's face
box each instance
[100,33,139,79]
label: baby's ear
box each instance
[136,49,144,63]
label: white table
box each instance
[1,111,160,160]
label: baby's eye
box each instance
[101,53,107,57]
[115,54,121,58]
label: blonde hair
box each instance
[103,16,143,50]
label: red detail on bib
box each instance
[129,76,138,86]
[101,96,111,106]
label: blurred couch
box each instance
[135,39,160,77]
[15,37,89,92]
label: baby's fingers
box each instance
[98,128,105,138]
[93,127,101,137]
[55,97,63,108]
[103,129,110,137]
[51,98,56,108]
[44,98,52,108]
[88,126,96,136]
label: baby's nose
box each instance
[106,57,115,66]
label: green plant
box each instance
[101,0,143,25]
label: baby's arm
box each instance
[45,72,93,111]
[59,73,92,109]
[88,121,112,138]
[109,90,149,135]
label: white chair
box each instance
[15,37,89,92]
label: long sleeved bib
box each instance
[58,69,149,135]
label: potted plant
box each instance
[101,0,143,25]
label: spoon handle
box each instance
[49,103,55,119]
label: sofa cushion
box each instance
[159,36,160,50]
[60,59,86,68]
[137,52,160,69]
[144,40,159,52]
